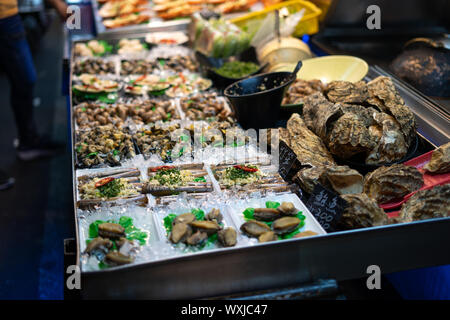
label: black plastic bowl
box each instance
[224,71,296,130]
[195,48,267,89]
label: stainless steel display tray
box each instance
[68,39,450,298]
[91,0,261,38]
[91,0,190,38]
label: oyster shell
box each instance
[294,166,329,194]
[258,231,278,243]
[282,79,326,105]
[302,92,344,142]
[327,113,376,159]
[341,104,379,127]
[364,164,424,204]
[398,184,450,223]
[339,193,388,229]
[423,142,450,174]
[98,223,125,239]
[367,76,416,147]
[217,227,237,247]
[272,217,301,235]
[285,113,336,167]
[326,165,364,195]
[325,80,369,104]
[365,113,408,165]
[240,220,271,237]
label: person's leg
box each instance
[0,14,63,161]
[0,14,38,145]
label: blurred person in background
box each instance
[0,0,68,190]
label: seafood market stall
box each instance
[65,10,450,299]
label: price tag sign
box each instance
[278,140,305,181]
[306,184,347,232]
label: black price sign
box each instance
[278,140,304,181]
[306,184,347,232]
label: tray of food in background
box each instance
[227,193,326,244]
[73,57,118,75]
[164,72,213,98]
[76,167,148,209]
[179,93,235,123]
[79,206,155,271]
[152,203,242,255]
[132,122,187,162]
[211,162,292,194]
[120,59,159,76]
[73,99,178,130]
[94,0,151,29]
[73,40,113,58]
[72,74,120,104]
[145,31,188,46]
[143,163,213,197]
[75,124,137,168]
[122,74,173,97]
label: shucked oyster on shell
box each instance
[339,193,388,229]
[423,142,450,174]
[285,113,336,167]
[365,112,408,165]
[367,76,416,148]
[325,80,369,104]
[364,164,424,204]
[398,184,450,223]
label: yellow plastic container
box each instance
[230,0,322,38]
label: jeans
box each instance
[0,14,38,145]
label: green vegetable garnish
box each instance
[224,165,258,181]
[265,201,280,209]
[213,61,259,79]
[97,178,123,198]
[153,168,182,186]
[194,176,206,183]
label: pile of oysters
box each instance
[302,76,416,165]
